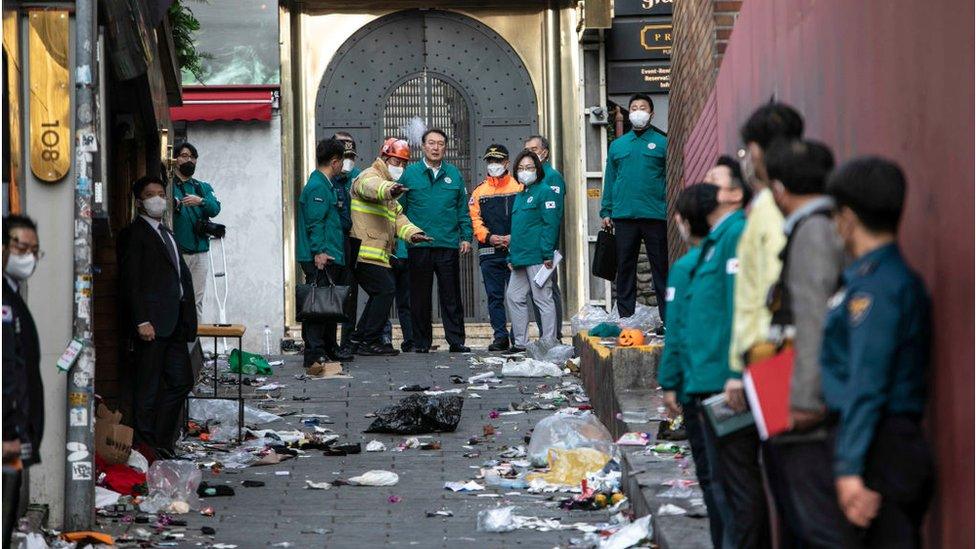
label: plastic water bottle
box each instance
[263,325,273,357]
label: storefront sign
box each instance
[28,10,70,182]
[606,20,672,61]
[607,61,671,93]
[614,0,674,17]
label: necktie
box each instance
[159,225,179,270]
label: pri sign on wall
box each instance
[28,10,71,182]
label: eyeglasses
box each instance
[9,237,44,259]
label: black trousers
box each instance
[858,417,934,548]
[2,466,19,549]
[613,218,668,322]
[300,261,347,366]
[714,423,771,549]
[339,235,360,349]
[132,322,193,451]
[766,436,860,548]
[382,257,414,347]
[352,262,396,345]
[408,247,466,348]
[533,268,563,339]
[685,399,727,548]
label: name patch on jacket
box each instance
[313,197,325,202]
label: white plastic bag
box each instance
[477,506,517,533]
[347,470,399,486]
[527,411,616,466]
[188,399,282,427]
[613,303,661,331]
[571,305,611,334]
[139,460,202,513]
[501,358,563,378]
[600,515,653,549]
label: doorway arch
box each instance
[315,9,540,322]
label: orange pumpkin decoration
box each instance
[617,328,645,347]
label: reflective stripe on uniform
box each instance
[350,199,396,221]
[358,245,390,263]
[397,223,418,240]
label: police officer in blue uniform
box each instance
[821,157,933,546]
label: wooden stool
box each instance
[190,324,247,441]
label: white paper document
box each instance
[533,250,563,288]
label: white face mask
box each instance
[5,252,36,281]
[142,195,168,218]
[342,158,355,174]
[487,163,506,178]
[629,110,651,129]
[387,164,404,182]
[517,170,537,185]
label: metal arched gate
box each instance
[315,10,539,322]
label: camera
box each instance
[194,218,226,239]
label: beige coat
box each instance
[350,158,424,267]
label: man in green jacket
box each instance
[524,134,565,339]
[172,142,221,318]
[600,93,668,323]
[658,184,731,548]
[399,128,474,353]
[295,138,348,368]
[332,132,362,359]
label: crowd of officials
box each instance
[1,93,933,548]
[658,103,933,548]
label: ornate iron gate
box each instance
[315,9,539,323]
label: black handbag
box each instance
[592,228,617,281]
[296,269,353,323]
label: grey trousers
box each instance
[506,264,556,347]
[183,252,208,320]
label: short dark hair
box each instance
[315,138,345,167]
[174,142,198,159]
[766,138,835,196]
[131,175,166,199]
[827,156,906,234]
[512,149,543,178]
[422,128,447,143]
[3,214,38,247]
[677,183,719,237]
[715,155,753,205]
[628,93,654,111]
[524,134,551,152]
[739,102,804,150]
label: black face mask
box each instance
[178,162,196,177]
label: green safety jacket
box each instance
[399,161,473,249]
[657,245,702,404]
[683,210,746,395]
[507,179,563,268]
[172,177,221,254]
[295,170,345,266]
[599,129,667,221]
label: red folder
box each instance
[743,348,794,440]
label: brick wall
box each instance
[666,0,742,260]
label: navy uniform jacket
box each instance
[820,243,931,477]
[2,277,44,465]
[332,167,361,235]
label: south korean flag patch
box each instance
[550,186,561,194]
[726,258,740,274]
[545,201,557,209]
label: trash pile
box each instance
[570,304,662,347]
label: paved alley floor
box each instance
[105,351,618,548]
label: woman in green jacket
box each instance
[505,150,563,352]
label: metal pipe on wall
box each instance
[64,0,97,530]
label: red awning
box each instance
[170,86,277,122]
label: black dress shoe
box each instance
[332,347,355,361]
[400,342,415,353]
[414,347,430,353]
[509,346,527,353]
[487,338,510,352]
[449,345,471,353]
[357,342,400,356]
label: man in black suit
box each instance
[2,214,44,549]
[119,176,197,457]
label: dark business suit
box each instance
[119,216,197,452]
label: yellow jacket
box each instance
[350,158,424,267]
[729,188,786,374]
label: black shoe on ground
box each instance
[401,342,415,353]
[414,347,430,353]
[509,346,527,353]
[357,342,400,356]
[332,346,355,361]
[449,345,472,353]
[487,338,510,352]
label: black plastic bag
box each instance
[364,394,464,434]
[592,228,617,281]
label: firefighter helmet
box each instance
[380,138,411,161]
